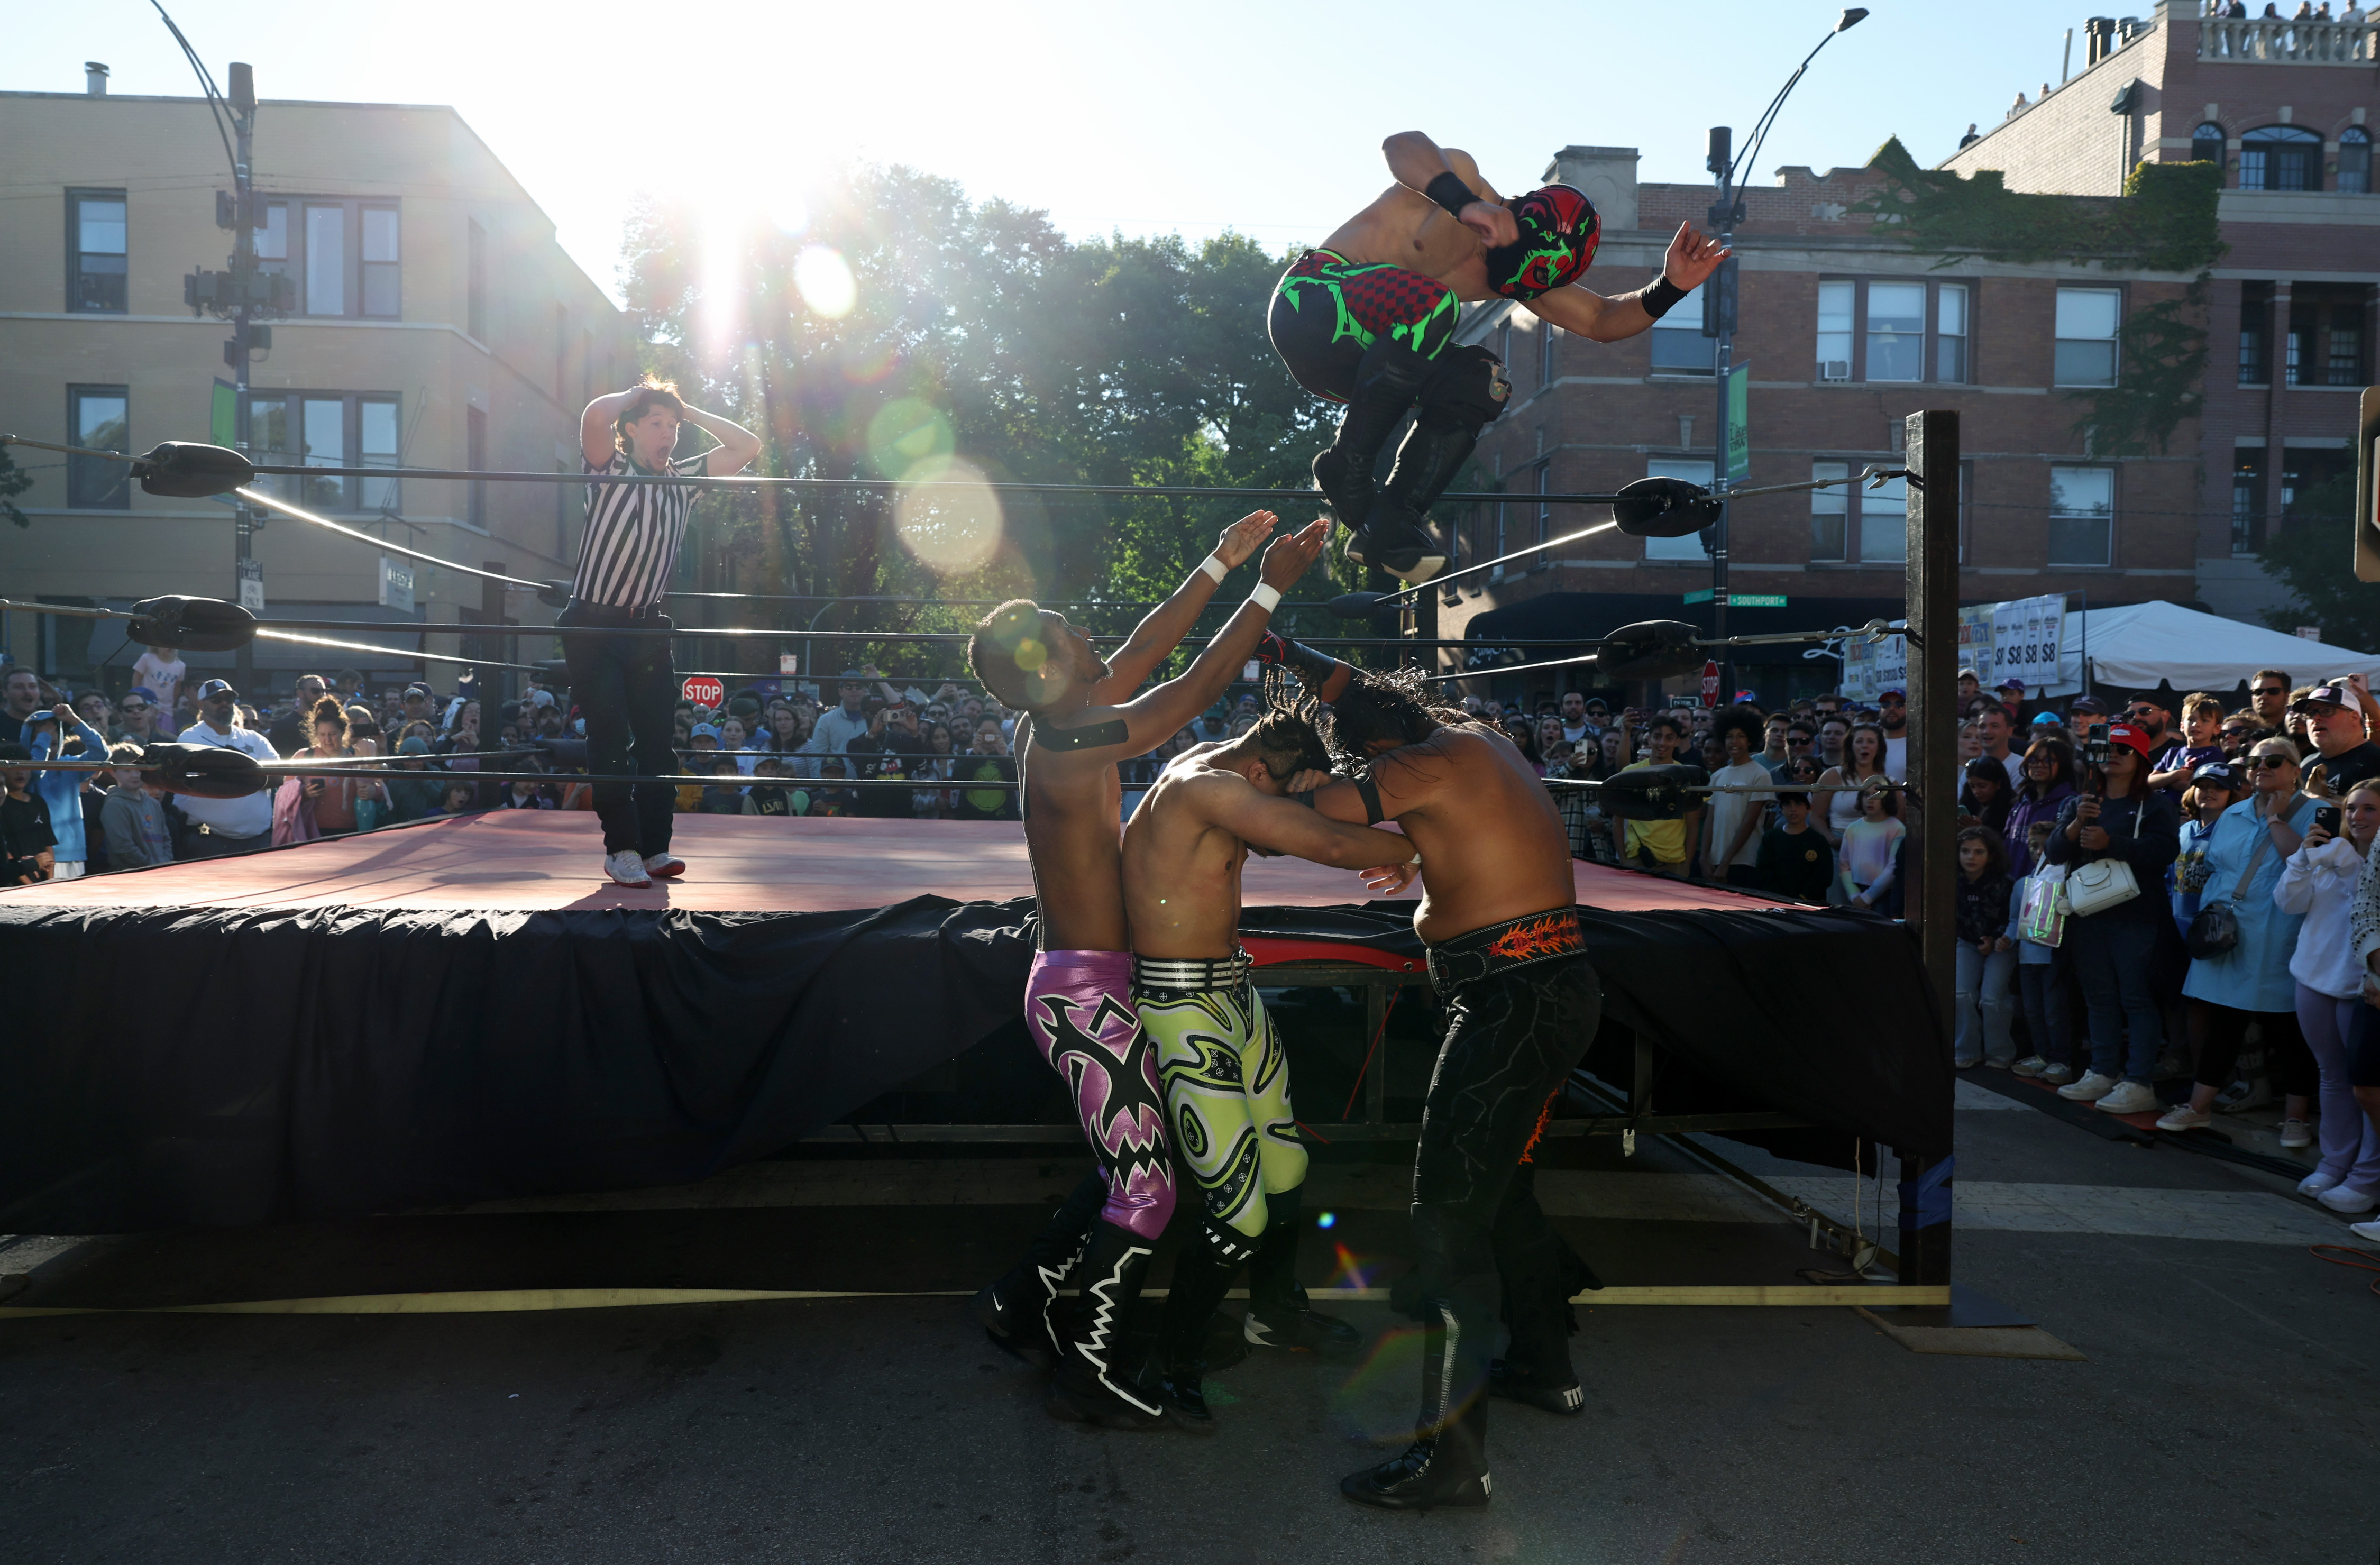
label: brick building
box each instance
[0,68,633,694]
[1440,0,2376,706]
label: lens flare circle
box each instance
[893,455,1004,577]
[867,398,954,477]
[793,245,857,319]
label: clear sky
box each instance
[12,1,2118,305]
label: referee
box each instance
[566,377,761,886]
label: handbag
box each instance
[2065,793,2146,918]
[2183,801,2284,958]
[2018,867,2068,947]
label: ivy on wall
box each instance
[1859,138,2226,454]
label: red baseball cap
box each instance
[2103,721,2156,759]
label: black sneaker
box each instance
[1243,1299,1363,1357]
[1340,1434,1491,1511]
[1343,508,1445,583]
[967,1280,1058,1373]
[1488,1358,1585,1416]
[1154,1362,1219,1435]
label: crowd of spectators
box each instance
[10,648,2380,1232]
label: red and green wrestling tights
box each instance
[1267,250,1509,582]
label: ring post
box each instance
[1898,408,1957,1288]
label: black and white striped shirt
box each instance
[570,451,706,611]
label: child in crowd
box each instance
[436,781,478,817]
[1953,825,2018,1068]
[2172,759,2245,936]
[1,742,57,884]
[742,756,809,818]
[1755,789,1835,903]
[1960,756,2011,835]
[1836,777,1905,910]
[99,742,175,867]
[805,756,858,817]
[2148,692,2227,792]
[2007,821,2075,1084]
[499,779,555,809]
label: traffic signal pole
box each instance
[229,62,257,690]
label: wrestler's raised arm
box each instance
[1187,771,1415,871]
[1528,221,1731,343]
[1381,132,1516,246]
[1092,510,1280,700]
[1102,519,1331,750]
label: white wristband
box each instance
[1248,582,1283,613]
[1197,554,1228,585]
[1406,848,1422,867]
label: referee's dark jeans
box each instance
[559,599,677,858]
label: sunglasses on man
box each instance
[2253,684,2286,697]
[2248,755,2299,769]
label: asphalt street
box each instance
[3,1085,2377,1565]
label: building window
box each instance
[467,406,488,529]
[66,386,130,509]
[1539,321,1556,390]
[2054,288,2121,387]
[1860,474,1908,565]
[2283,447,2355,520]
[1865,281,1927,382]
[1936,283,1970,383]
[1650,283,1711,376]
[1818,279,1969,383]
[2047,465,2114,566]
[1810,461,1848,562]
[2240,125,2322,192]
[362,206,400,317]
[1816,281,1853,380]
[2329,323,2367,386]
[2239,281,2273,385]
[2342,127,2373,195]
[1643,459,1712,561]
[2286,312,2309,385]
[2191,122,2226,171]
[246,392,401,512]
[259,198,399,319]
[2232,447,2266,556]
[67,190,127,314]
[467,220,488,342]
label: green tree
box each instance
[2258,473,2380,649]
[616,168,1331,676]
[0,446,31,528]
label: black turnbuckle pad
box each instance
[1591,619,1703,682]
[126,595,258,653]
[135,442,255,498]
[140,742,269,798]
[1610,476,1721,538]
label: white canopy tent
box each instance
[2039,600,2380,698]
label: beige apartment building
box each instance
[0,72,633,692]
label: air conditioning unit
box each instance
[1820,360,1852,382]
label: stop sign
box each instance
[682,674,725,707]
[1699,660,1720,707]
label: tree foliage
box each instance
[616,167,1333,674]
[2259,473,2380,651]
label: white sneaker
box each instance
[2156,1102,2213,1132]
[2278,1118,2313,1149]
[2097,1081,2161,1116]
[605,849,652,887]
[2299,1170,2343,1197]
[2040,1061,2076,1086]
[2317,1184,2378,1216]
[2011,1055,2048,1078]
[2057,1070,2117,1102]
[2350,1219,2380,1243]
[643,852,686,878]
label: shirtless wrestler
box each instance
[1274,130,1728,582]
[1256,641,1602,1509]
[963,512,1331,1429]
[1121,685,1421,1431]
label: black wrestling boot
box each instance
[1151,1232,1239,1435]
[1340,1304,1493,1511]
[1045,1221,1170,1431]
[1315,340,1429,547]
[969,1169,1105,1372]
[1243,1186,1361,1357]
[1488,1169,1594,1416]
[1359,406,1485,584]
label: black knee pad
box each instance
[1418,343,1511,433]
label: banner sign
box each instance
[1725,361,1750,481]
[1987,593,2064,693]
[1839,626,1908,703]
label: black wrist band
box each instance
[1641,274,1690,320]
[1425,172,1477,219]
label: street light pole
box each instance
[229,61,257,691]
[1703,7,1868,710]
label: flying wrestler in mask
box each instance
[1272,130,1729,583]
